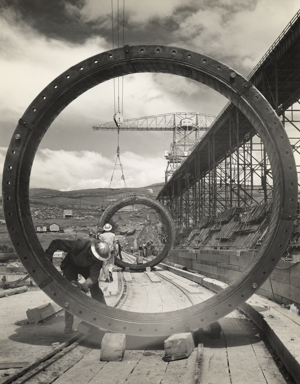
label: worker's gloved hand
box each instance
[70,280,89,293]
[79,281,90,293]
[71,280,81,289]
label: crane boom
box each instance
[92,112,215,131]
[92,112,216,183]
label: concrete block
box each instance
[146,267,151,272]
[229,254,252,268]
[26,301,61,323]
[178,258,193,269]
[164,332,195,361]
[239,250,256,259]
[227,264,241,272]
[100,333,126,361]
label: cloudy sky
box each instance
[0,0,299,191]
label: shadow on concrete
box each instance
[9,312,81,347]
[203,316,263,349]
[9,312,263,351]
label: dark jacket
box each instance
[45,239,103,285]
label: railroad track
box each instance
[1,263,295,384]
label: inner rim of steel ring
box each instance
[97,195,176,270]
[2,45,297,336]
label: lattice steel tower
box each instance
[93,112,216,183]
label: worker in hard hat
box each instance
[98,223,116,283]
[44,238,110,334]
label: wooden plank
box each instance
[0,267,26,273]
[159,263,205,285]
[239,296,300,383]
[274,305,300,326]
[194,344,203,384]
[201,331,231,384]
[2,335,81,384]
[220,315,270,384]
[88,351,144,384]
[0,253,18,262]
[125,351,167,384]
[0,362,29,369]
[161,357,188,384]
[251,341,287,384]
[53,349,107,384]
[0,286,28,298]
[161,348,198,384]
[145,271,161,283]
[22,345,90,384]
[123,272,132,282]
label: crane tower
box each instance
[93,112,216,182]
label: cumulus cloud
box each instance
[0,10,107,121]
[0,147,166,191]
[70,0,185,24]
[1,0,300,191]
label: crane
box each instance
[93,112,216,182]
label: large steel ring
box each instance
[98,195,176,270]
[2,45,297,337]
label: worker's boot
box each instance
[64,311,75,334]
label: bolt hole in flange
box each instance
[2,45,297,337]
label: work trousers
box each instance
[102,251,115,281]
[63,260,106,329]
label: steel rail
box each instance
[2,45,297,338]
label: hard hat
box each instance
[103,223,112,231]
[91,241,110,261]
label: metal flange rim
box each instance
[98,195,176,270]
[2,45,297,337]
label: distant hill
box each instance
[28,183,164,209]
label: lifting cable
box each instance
[109,0,127,189]
[109,127,127,188]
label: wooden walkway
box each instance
[0,271,294,384]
